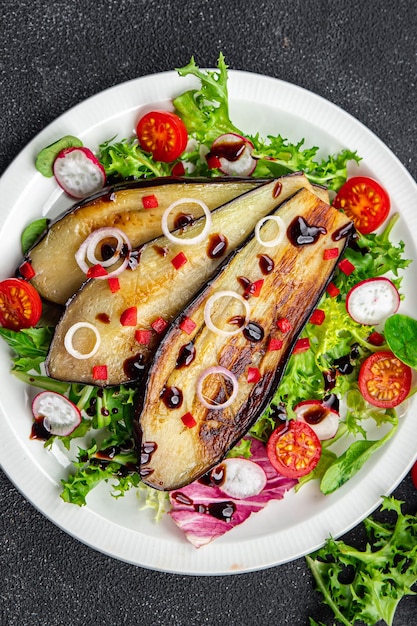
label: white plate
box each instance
[1,70,417,575]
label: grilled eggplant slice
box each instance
[47,174,322,386]
[135,187,354,491]
[20,178,262,305]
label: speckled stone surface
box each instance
[1,1,417,624]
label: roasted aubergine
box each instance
[135,187,354,491]
[20,178,262,304]
[46,174,325,386]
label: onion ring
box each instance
[75,227,132,278]
[204,290,250,336]
[64,322,101,360]
[196,366,239,410]
[161,198,212,245]
[254,215,286,247]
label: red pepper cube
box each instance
[135,329,152,345]
[247,367,261,383]
[92,365,108,380]
[120,306,137,326]
[293,338,310,354]
[268,338,283,351]
[276,317,292,333]
[19,261,36,280]
[309,309,326,326]
[338,258,356,276]
[248,279,264,298]
[206,154,221,170]
[326,282,340,298]
[172,162,185,176]
[151,316,168,334]
[108,277,120,293]
[87,264,108,278]
[323,247,339,260]
[142,194,159,209]
[171,251,188,270]
[367,331,385,346]
[179,316,197,335]
[181,412,197,428]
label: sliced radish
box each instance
[346,277,400,326]
[53,146,106,198]
[211,457,267,499]
[294,400,339,440]
[209,133,256,176]
[32,391,81,436]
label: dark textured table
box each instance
[1,1,417,624]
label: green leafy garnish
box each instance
[98,137,171,181]
[35,135,83,177]
[307,497,417,626]
[21,218,48,254]
[385,313,417,368]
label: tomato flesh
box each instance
[0,278,42,330]
[266,420,321,478]
[136,110,188,162]
[333,176,390,234]
[358,350,412,409]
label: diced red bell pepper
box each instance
[326,282,340,298]
[367,331,385,346]
[247,367,261,383]
[179,316,197,334]
[276,317,292,333]
[323,247,339,260]
[142,194,159,209]
[268,338,283,351]
[206,154,221,170]
[135,329,152,345]
[92,365,108,380]
[19,261,36,279]
[338,258,356,275]
[108,277,120,293]
[293,338,310,354]
[151,316,168,333]
[172,162,186,176]
[87,264,108,278]
[120,306,137,326]
[181,412,197,428]
[245,279,264,298]
[171,251,188,270]
[309,309,326,325]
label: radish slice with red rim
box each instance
[64,322,101,359]
[196,366,239,410]
[32,391,81,436]
[346,277,400,325]
[75,227,132,278]
[161,198,212,245]
[53,146,106,198]
[294,400,339,440]
[204,290,250,336]
[210,133,256,176]
[211,457,267,499]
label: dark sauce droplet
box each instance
[30,418,49,441]
[176,342,196,368]
[161,385,183,409]
[96,312,110,324]
[243,321,264,342]
[123,354,146,380]
[153,244,169,257]
[208,139,246,162]
[287,216,327,246]
[140,441,157,466]
[174,212,194,229]
[207,233,228,259]
[172,491,235,522]
[332,221,356,242]
[258,254,274,275]
[302,405,329,425]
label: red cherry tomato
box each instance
[266,420,321,478]
[0,278,42,330]
[333,176,390,234]
[358,350,412,409]
[136,110,188,162]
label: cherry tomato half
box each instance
[266,420,321,478]
[0,278,42,330]
[136,110,188,163]
[333,176,390,234]
[358,350,412,409]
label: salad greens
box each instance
[307,496,417,626]
[0,55,414,516]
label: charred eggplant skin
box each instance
[136,188,354,491]
[20,177,264,305]
[46,174,323,387]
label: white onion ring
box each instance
[75,227,132,278]
[161,198,212,245]
[254,215,286,247]
[64,322,101,360]
[204,290,250,336]
[197,366,239,410]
